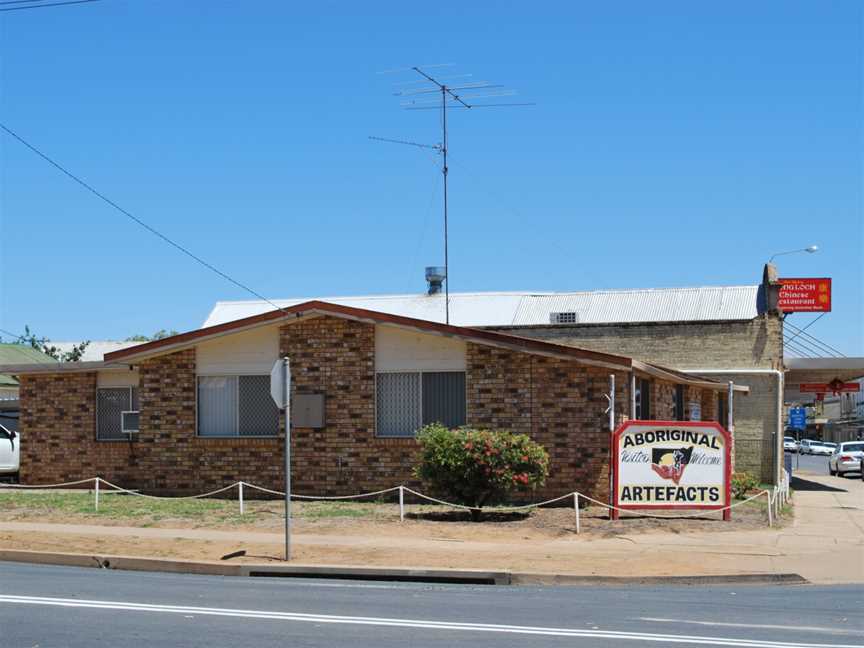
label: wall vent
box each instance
[550,312,579,325]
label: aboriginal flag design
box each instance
[650,446,694,485]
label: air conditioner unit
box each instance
[121,410,140,434]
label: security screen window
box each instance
[197,375,280,437]
[635,378,651,420]
[674,385,685,421]
[96,387,139,440]
[376,371,466,437]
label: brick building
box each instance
[2,302,739,498]
[202,267,787,482]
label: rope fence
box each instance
[0,473,792,531]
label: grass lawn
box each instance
[0,490,382,526]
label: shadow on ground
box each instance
[791,476,847,492]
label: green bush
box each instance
[731,471,760,499]
[414,424,550,521]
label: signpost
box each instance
[778,278,832,312]
[788,407,806,431]
[611,421,731,521]
[270,357,291,561]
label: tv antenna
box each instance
[372,65,533,324]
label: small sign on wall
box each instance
[612,421,731,520]
[688,401,702,421]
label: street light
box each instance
[769,245,819,263]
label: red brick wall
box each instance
[283,316,418,495]
[19,372,137,485]
[465,344,629,501]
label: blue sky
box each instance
[0,1,861,353]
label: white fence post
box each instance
[239,482,245,515]
[399,486,405,522]
[766,490,773,527]
[574,492,580,535]
[94,477,100,512]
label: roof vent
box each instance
[425,266,446,295]
[550,311,579,325]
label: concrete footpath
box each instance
[1,472,861,585]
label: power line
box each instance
[0,0,101,11]
[785,317,845,357]
[0,123,284,313]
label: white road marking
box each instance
[0,594,859,647]
[638,617,864,638]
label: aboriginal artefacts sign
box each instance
[611,421,732,520]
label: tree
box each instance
[14,326,90,362]
[125,329,178,342]
[414,424,550,521]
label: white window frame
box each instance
[195,374,279,439]
[374,369,467,438]
[96,386,138,442]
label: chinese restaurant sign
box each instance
[612,421,731,520]
[778,278,831,312]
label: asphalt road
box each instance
[0,563,862,648]
[787,451,863,477]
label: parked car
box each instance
[783,436,799,453]
[0,423,19,482]
[798,439,818,455]
[829,442,864,477]
[811,442,836,457]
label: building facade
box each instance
[7,302,737,498]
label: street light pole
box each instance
[768,245,819,264]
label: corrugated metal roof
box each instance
[203,285,761,329]
[0,344,58,386]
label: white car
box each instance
[798,439,818,455]
[811,442,836,457]
[0,424,19,482]
[783,436,799,452]
[829,442,864,477]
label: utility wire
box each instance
[0,123,284,313]
[0,0,101,11]
[784,335,828,358]
[785,317,845,357]
[783,338,816,358]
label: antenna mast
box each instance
[374,65,533,324]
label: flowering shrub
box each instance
[414,424,550,521]
[731,471,760,499]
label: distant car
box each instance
[783,436,799,453]
[798,439,818,455]
[0,423,19,482]
[811,442,835,457]
[829,442,864,477]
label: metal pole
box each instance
[574,492,580,535]
[94,477,100,512]
[399,485,405,522]
[766,490,773,527]
[609,374,616,431]
[442,85,450,325]
[629,372,637,419]
[283,357,291,561]
[727,381,735,434]
[239,481,245,516]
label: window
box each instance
[97,387,139,440]
[197,375,279,437]
[376,371,466,437]
[635,378,651,420]
[717,393,727,425]
[673,385,685,421]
